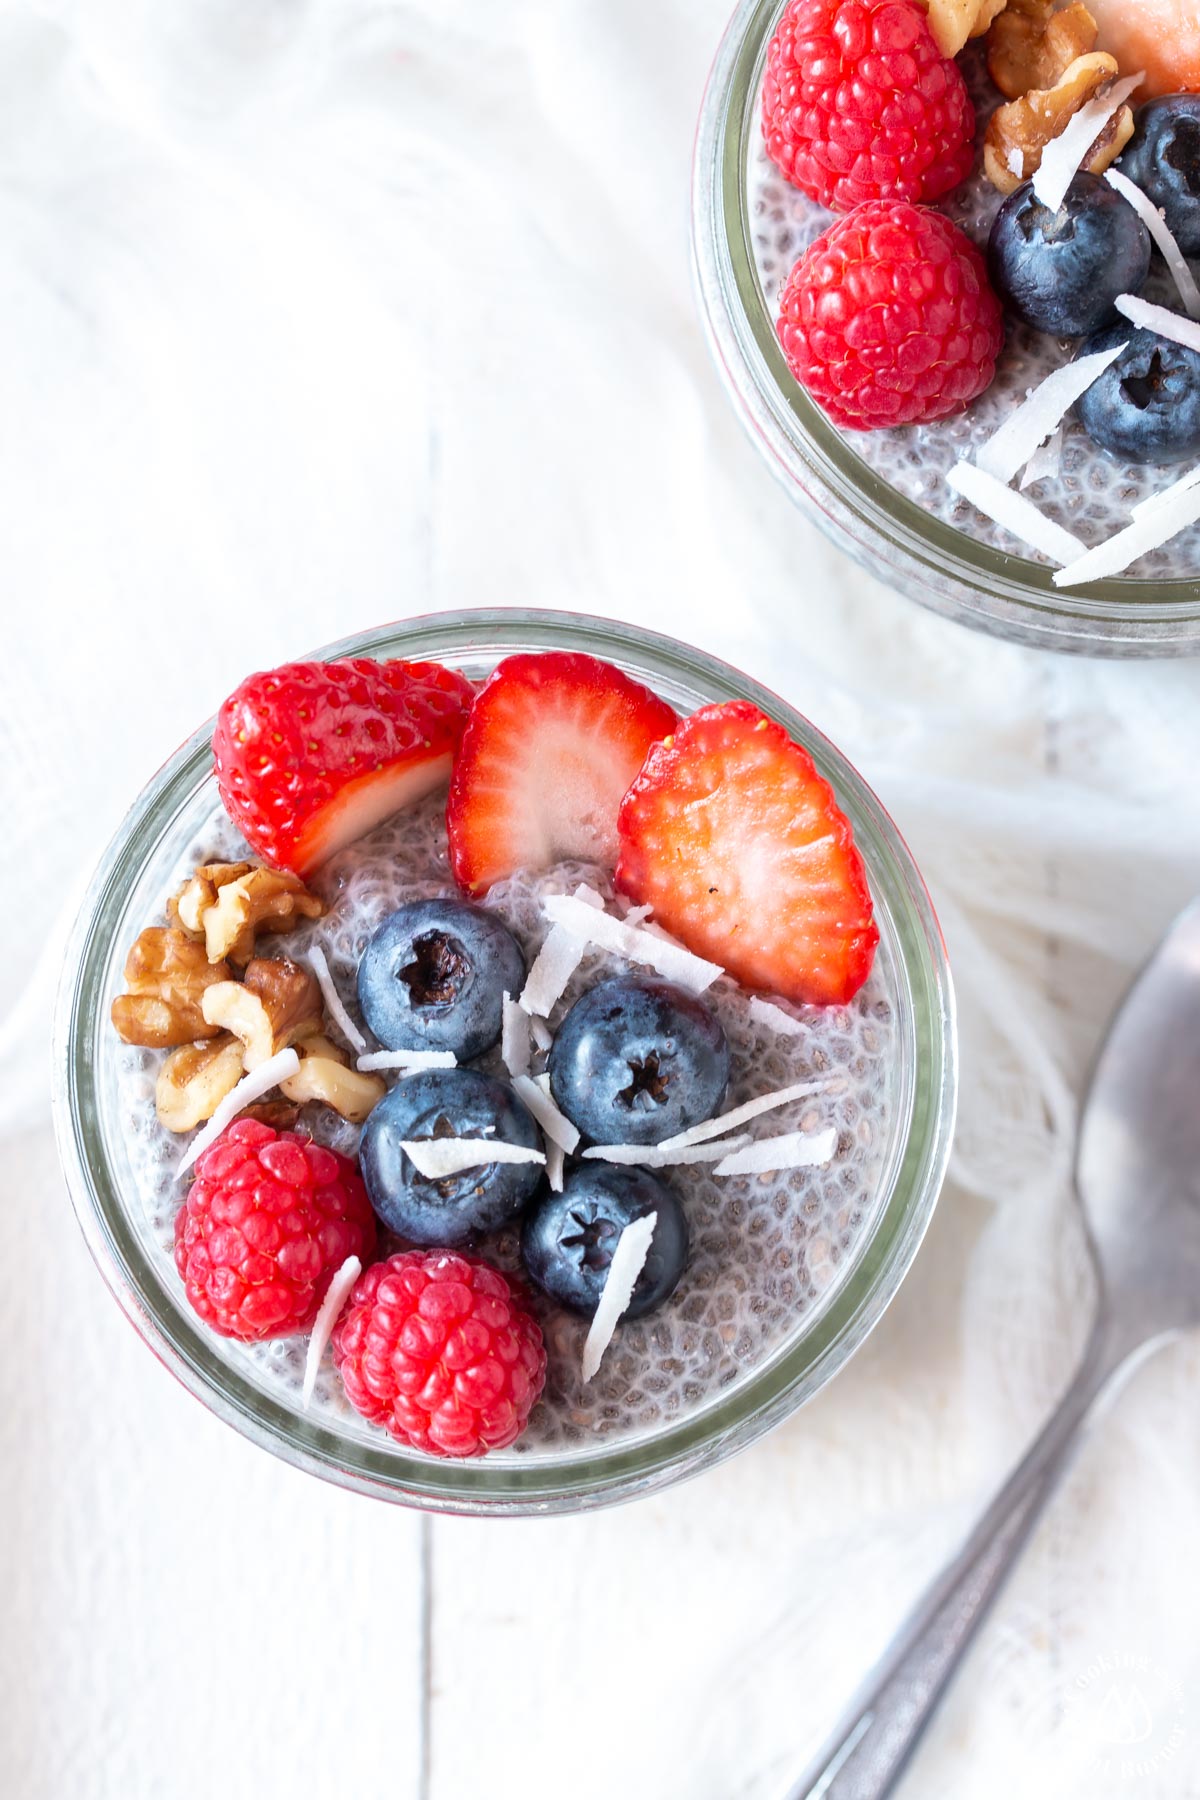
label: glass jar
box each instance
[692,0,1200,657]
[53,608,956,1514]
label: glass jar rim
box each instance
[52,606,957,1514]
[692,0,1200,656]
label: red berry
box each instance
[213,658,475,876]
[616,700,878,1007]
[762,0,975,211]
[174,1118,377,1340]
[776,199,1004,431]
[332,1251,547,1458]
[446,652,677,896]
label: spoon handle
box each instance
[784,1319,1138,1800]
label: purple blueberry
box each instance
[1119,96,1200,257]
[1075,322,1200,466]
[520,1165,689,1319]
[357,897,525,1061]
[987,172,1151,338]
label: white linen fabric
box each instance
[1,3,1198,1797]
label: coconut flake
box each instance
[1114,291,1200,354]
[530,1017,553,1054]
[518,924,585,1017]
[1006,145,1024,180]
[748,996,808,1038]
[511,1073,580,1153]
[399,1138,546,1179]
[658,1078,834,1152]
[975,345,1126,484]
[306,946,367,1054]
[572,883,607,911]
[1131,463,1200,520]
[356,1049,458,1072]
[545,1141,565,1192]
[541,893,723,995]
[582,1134,753,1169]
[618,899,654,925]
[501,993,532,1079]
[177,1048,302,1175]
[947,462,1086,564]
[1106,167,1200,319]
[1053,481,1200,584]
[713,1127,838,1177]
[1032,72,1144,214]
[302,1255,361,1407]
[1019,426,1063,490]
[581,1212,657,1383]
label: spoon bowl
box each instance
[1077,897,1200,1335]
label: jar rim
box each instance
[52,606,957,1514]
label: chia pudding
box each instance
[102,692,900,1464]
[747,36,1200,578]
[103,622,913,1476]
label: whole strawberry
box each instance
[777,200,1004,430]
[762,0,975,212]
[175,1119,377,1340]
[213,657,475,876]
[332,1251,547,1457]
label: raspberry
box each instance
[762,0,975,212]
[332,1251,547,1458]
[776,200,1005,430]
[174,1118,377,1340]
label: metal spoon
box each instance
[788,899,1200,1800]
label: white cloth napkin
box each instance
[2,3,1198,1797]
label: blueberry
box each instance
[357,898,525,1061]
[987,173,1151,337]
[359,1068,542,1245]
[520,1165,688,1319]
[1119,96,1200,256]
[547,976,730,1147]
[1075,323,1200,466]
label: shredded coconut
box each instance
[511,1072,580,1153]
[658,1078,834,1151]
[530,1017,553,1054]
[399,1137,546,1178]
[1006,145,1024,180]
[1032,72,1145,214]
[1053,480,1200,585]
[356,1048,457,1072]
[518,923,585,1017]
[501,993,532,1078]
[581,1212,657,1383]
[1131,463,1200,520]
[177,1047,302,1176]
[545,1141,565,1193]
[306,946,367,1053]
[975,345,1126,484]
[747,996,808,1038]
[1019,426,1063,490]
[712,1126,838,1177]
[1114,292,1200,355]
[1106,167,1200,319]
[541,893,722,994]
[581,1133,754,1169]
[947,462,1086,564]
[302,1255,361,1407]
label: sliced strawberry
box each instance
[213,658,475,875]
[615,700,878,1006]
[446,652,678,894]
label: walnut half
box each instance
[201,957,323,1069]
[156,1035,246,1132]
[111,929,233,1048]
[169,862,324,967]
[987,0,1099,101]
[280,1034,385,1125]
[983,52,1135,195]
[919,0,1008,60]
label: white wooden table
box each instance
[2,3,1197,1795]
